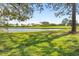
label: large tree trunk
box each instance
[70,3,76,34]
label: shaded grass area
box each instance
[0,29,79,56]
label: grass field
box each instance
[0,27,79,56]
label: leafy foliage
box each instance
[0,3,32,21]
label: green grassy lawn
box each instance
[0,25,79,56]
[0,28,79,56]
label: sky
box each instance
[0,0,77,3]
[26,10,63,24]
[8,4,79,25]
[9,10,79,25]
[8,9,69,25]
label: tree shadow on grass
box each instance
[21,32,70,47]
[16,32,69,55]
[0,33,25,55]
[0,32,70,56]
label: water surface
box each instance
[1,28,61,33]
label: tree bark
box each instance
[70,3,76,34]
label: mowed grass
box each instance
[0,28,79,56]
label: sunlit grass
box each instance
[0,28,79,56]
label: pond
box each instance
[1,28,62,33]
[8,28,60,32]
